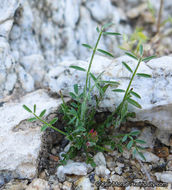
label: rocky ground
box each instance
[1,129,172,190]
[1,84,172,189]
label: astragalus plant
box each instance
[23,23,155,165]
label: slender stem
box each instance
[122,58,142,104]
[85,31,103,91]
[81,30,103,121]
[107,58,142,127]
[33,113,67,136]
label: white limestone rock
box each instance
[26,178,50,190]
[95,165,110,177]
[20,54,45,86]
[0,38,16,98]
[93,152,106,166]
[155,129,171,146]
[0,89,64,179]
[138,127,155,148]
[47,55,172,131]
[0,0,133,98]
[16,65,35,92]
[135,151,159,163]
[86,0,113,22]
[75,177,93,190]
[155,171,172,183]
[56,160,90,182]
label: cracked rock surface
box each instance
[0,89,64,179]
[47,55,172,131]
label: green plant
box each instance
[119,28,148,55]
[112,45,155,128]
[113,130,146,160]
[23,24,155,165]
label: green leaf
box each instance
[39,109,46,117]
[138,151,146,161]
[143,55,156,62]
[49,117,58,125]
[118,145,123,153]
[125,52,138,60]
[74,84,78,94]
[136,146,145,150]
[122,61,133,73]
[127,140,134,149]
[23,105,32,113]
[130,91,141,99]
[34,104,36,113]
[27,117,37,122]
[41,124,49,132]
[100,81,120,86]
[126,112,136,118]
[112,89,125,93]
[69,92,77,99]
[102,84,110,93]
[70,65,86,72]
[82,43,93,49]
[97,49,114,58]
[127,98,142,109]
[121,101,128,119]
[103,32,121,36]
[71,102,78,108]
[73,126,86,133]
[139,44,143,56]
[102,22,114,30]
[129,130,140,136]
[135,139,146,144]
[90,73,97,82]
[68,117,76,125]
[96,26,100,33]
[137,73,151,78]
[90,161,96,168]
[122,135,128,142]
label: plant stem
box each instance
[33,113,67,136]
[85,31,103,90]
[122,58,142,104]
[81,30,103,121]
[108,58,142,127]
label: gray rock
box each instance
[155,129,171,146]
[114,162,124,175]
[48,55,172,131]
[56,161,89,182]
[110,174,124,182]
[0,175,5,188]
[138,127,155,148]
[0,0,133,98]
[20,54,45,86]
[136,151,159,163]
[155,171,172,183]
[95,165,110,177]
[93,152,106,166]
[75,177,93,190]
[86,0,113,22]
[0,89,65,179]
[26,178,50,190]
[2,179,28,190]
[16,65,35,92]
